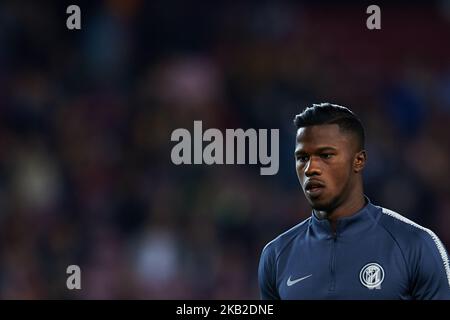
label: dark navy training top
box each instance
[258,198,450,299]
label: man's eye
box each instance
[297,155,309,162]
[321,153,333,159]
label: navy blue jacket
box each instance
[258,198,450,299]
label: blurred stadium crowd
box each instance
[0,1,449,298]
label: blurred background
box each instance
[0,0,449,299]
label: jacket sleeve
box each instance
[410,230,450,300]
[258,243,280,300]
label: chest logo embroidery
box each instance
[359,262,384,289]
[286,274,312,287]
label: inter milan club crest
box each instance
[359,263,384,289]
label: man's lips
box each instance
[304,180,325,197]
[304,179,325,191]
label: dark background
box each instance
[0,0,449,298]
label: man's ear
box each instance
[353,150,367,173]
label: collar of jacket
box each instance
[309,196,379,240]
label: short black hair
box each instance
[294,103,365,150]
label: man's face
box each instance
[295,124,359,212]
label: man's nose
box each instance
[305,156,321,177]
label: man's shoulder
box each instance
[375,205,439,246]
[261,217,311,258]
[376,204,450,289]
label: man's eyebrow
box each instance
[316,146,338,152]
[294,146,337,155]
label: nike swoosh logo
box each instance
[286,274,312,286]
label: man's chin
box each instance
[304,190,334,211]
[307,197,333,211]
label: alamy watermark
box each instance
[65,5,379,31]
[170,121,279,175]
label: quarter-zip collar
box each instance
[309,196,379,240]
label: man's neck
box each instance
[314,194,366,233]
